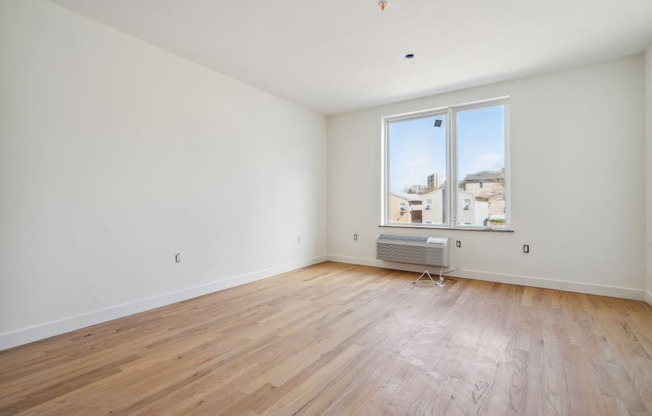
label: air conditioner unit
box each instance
[376,234,449,268]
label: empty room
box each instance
[1,0,652,414]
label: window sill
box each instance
[379,224,514,233]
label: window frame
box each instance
[381,97,510,230]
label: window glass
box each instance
[387,114,447,225]
[456,105,506,228]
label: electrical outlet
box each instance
[354,234,358,241]
[175,253,181,263]
[523,244,530,254]
[456,240,461,248]
[297,236,301,244]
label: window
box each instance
[463,198,471,210]
[383,98,509,229]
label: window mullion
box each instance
[447,107,455,228]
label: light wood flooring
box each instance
[1,262,651,415]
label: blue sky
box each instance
[388,105,505,193]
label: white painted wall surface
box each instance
[0,0,327,349]
[328,56,646,299]
[646,44,652,305]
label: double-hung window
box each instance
[383,97,509,229]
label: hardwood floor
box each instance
[1,262,651,415]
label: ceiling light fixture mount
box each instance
[379,0,388,11]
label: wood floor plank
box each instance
[1,262,651,415]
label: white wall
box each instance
[0,0,327,350]
[328,55,647,299]
[646,44,652,305]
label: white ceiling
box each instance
[48,0,652,115]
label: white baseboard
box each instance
[0,255,327,351]
[327,254,646,301]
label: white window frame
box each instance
[381,97,510,230]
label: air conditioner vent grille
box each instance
[377,234,428,244]
[376,234,449,268]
